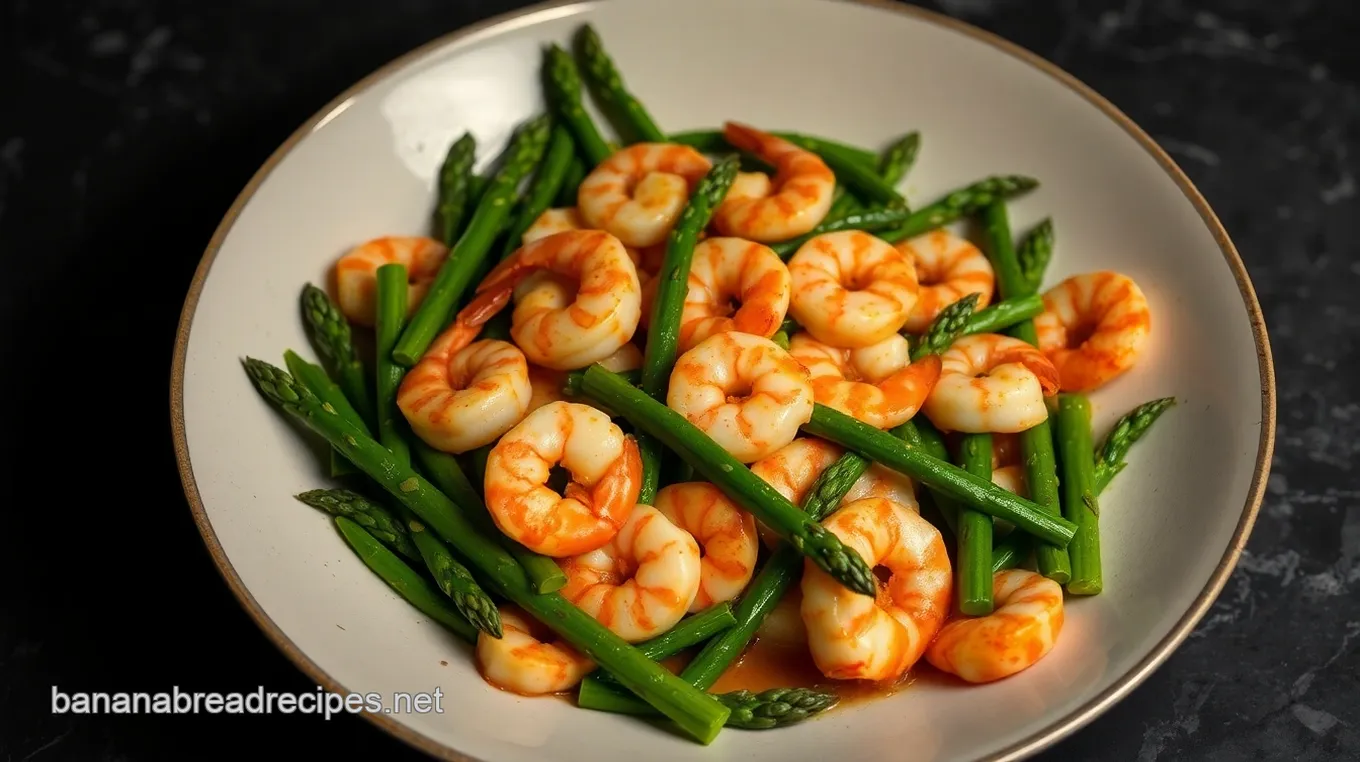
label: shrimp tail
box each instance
[881,354,943,421]
[591,437,643,524]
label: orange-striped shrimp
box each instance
[396,334,531,454]
[558,504,702,642]
[667,332,814,463]
[787,231,920,348]
[477,605,594,695]
[801,498,951,681]
[457,230,642,371]
[483,401,640,557]
[670,237,791,353]
[332,236,448,327]
[893,230,995,333]
[925,570,1065,683]
[522,206,663,282]
[711,122,836,242]
[1033,272,1152,391]
[922,334,1060,434]
[653,482,760,611]
[577,144,712,248]
[788,332,941,429]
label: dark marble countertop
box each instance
[2,0,1355,759]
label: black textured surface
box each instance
[1,0,1354,759]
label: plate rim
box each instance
[169,0,1277,759]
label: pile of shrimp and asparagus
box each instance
[247,25,1176,744]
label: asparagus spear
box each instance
[960,294,1044,337]
[333,516,477,643]
[300,284,374,429]
[990,532,1031,573]
[296,488,419,562]
[544,44,614,166]
[374,265,411,465]
[668,130,878,169]
[878,131,921,187]
[1094,397,1176,492]
[795,141,905,208]
[635,156,740,502]
[981,202,1071,582]
[891,418,959,537]
[956,434,995,615]
[499,124,577,259]
[879,175,1039,244]
[577,680,838,730]
[770,206,913,259]
[799,448,872,522]
[393,115,551,366]
[1057,394,1103,595]
[770,330,790,350]
[243,358,730,742]
[578,602,736,693]
[405,517,502,637]
[557,155,587,206]
[435,132,478,246]
[282,350,368,443]
[579,365,877,597]
[909,293,980,361]
[577,24,666,143]
[1017,217,1054,293]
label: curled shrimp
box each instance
[787,231,920,348]
[577,144,712,248]
[788,332,941,429]
[658,237,791,353]
[1033,271,1152,392]
[396,334,531,454]
[558,504,702,642]
[893,230,996,333]
[925,569,1065,683]
[459,230,642,371]
[654,482,760,611]
[750,437,918,547]
[484,401,641,557]
[667,332,814,464]
[477,605,594,695]
[711,122,836,242]
[991,464,1028,497]
[332,236,448,327]
[801,498,951,682]
[922,334,1060,434]
[523,206,664,281]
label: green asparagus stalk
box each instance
[956,434,995,615]
[770,205,913,259]
[545,44,614,166]
[909,293,980,361]
[411,439,567,594]
[960,294,1044,337]
[1057,393,1102,595]
[1094,397,1176,492]
[889,418,959,537]
[1017,217,1055,293]
[668,130,877,169]
[405,517,502,637]
[802,404,1077,547]
[435,132,478,246]
[374,264,411,465]
[799,449,871,522]
[635,155,741,503]
[796,141,905,208]
[980,201,1071,583]
[564,367,640,398]
[580,602,736,693]
[770,330,789,350]
[393,115,551,366]
[577,24,666,143]
[778,317,800,336]
[990,532,1031,573]
[499,125,578,259]
[300,284,375,429]
[282,349,368,440]
[333,516,477,643]
[296,488,419,562]
[878,131,921,187]
[577,680,837,730]
[879,176,1039,244]
[579,365,877,597]
[243,358,730,743]
[557,155,587,206]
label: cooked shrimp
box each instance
[577,143,712,248]
[522,206,662,281]
[801,498,951,681]
[667,332,814,463]
[525,365,566,415]
[477,605,594,695]
[597,342,643,372]
[991,464,1028,497]
[893,230,995,333]
[483,401,641,557]
[922,334,1060,434]
[711,122,836,242]
[787,231,920,348]
[788,332,941,429]
[459,230,642,371]
[749,437,919,547]
[654,482,759,611]
[332,236,448,327]
[558,504,702,641]
[669,237,792,352]
[396,335,531,454]
[1033,271,1152,392]
[925,569,1065,683]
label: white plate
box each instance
[171,1,1276,759]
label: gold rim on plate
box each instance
[169,1,1277,759]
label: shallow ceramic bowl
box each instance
[171,0,1275,759]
